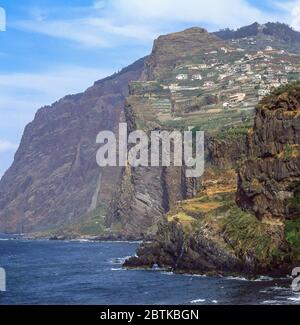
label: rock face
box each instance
[207,134,248,170]
[125,84,300,276]
[0,58,145,233]
[237,83,300,220]
[142,27,230,80]
[106,27,244,239]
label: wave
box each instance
[99,241,142,244]
[262,300,281,305]
[160,271,174,276]
[190,299,206,304]
[225,275,278,282]
[253,276,274,282]
[287,295,300,302]
[270,286,289,291]
[225,276,249,281]
[109,256,133,265]
[70,239,94,243]
[182,273,207,278]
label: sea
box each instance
[0,234,299,305]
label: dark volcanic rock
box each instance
[237,83,300,220]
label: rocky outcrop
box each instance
[125,84,300,276]
[207,132,249,169]
[0,58,145,233]
[237,83,300,220]
[142,27,230,80]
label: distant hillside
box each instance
[215,22,300,54]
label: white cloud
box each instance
[292,5,300,29]
[111,0,272,27]
[272,0,300,30]
[15,19,110,48]
[13,0,281,48]
[0,66,112,144]
[0,6,6,31]
[0,66,112,110]
[0,140,18,153]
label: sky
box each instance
[0,0,300,177]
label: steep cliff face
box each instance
[125,84,300,276]
[0,58,145,233]
[105,28,229,238]
[237,83,300,220]
[207,128,249,170]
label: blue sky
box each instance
[0,0,299,177]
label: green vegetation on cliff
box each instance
[285,219,300,258]
[223,206,285,266]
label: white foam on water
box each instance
[262,300,281,305]
[160,271,174,276]
[287,295,300,302]
[270,286,289,291]
[111,268,124,271]
[109,256,132,265]
[183,273,207,278]
[190,299,206,304]
[253,276,274,282]
[225,275,280,282]
[101,241,142,244]
[225,276,249,281]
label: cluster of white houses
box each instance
[148,44,300,115]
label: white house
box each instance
[258,88,270,97]
[192,74,202,80]
[203,81,215,88]
[229,93,246,103]
[176,74,188,80]
[223,102,230,109]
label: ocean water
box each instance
[0,234,299,305]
